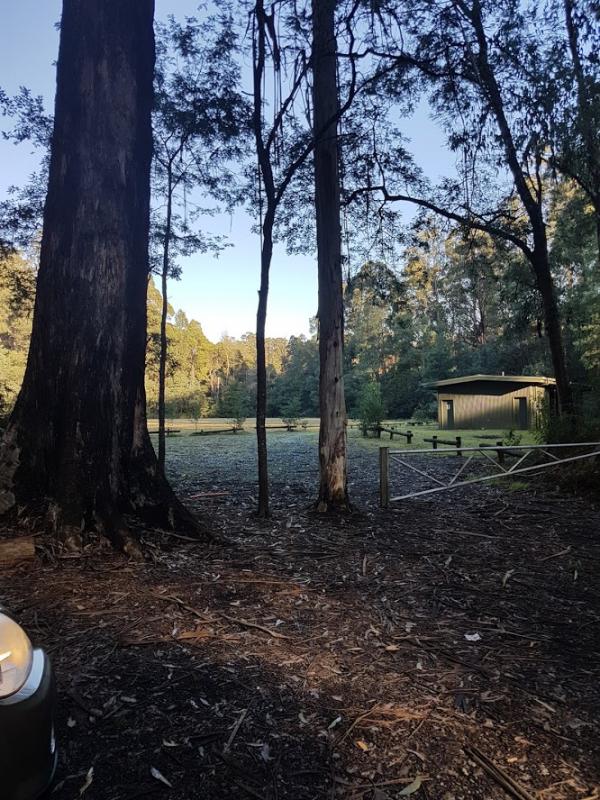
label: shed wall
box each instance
[437,381,547,429]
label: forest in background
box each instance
[0,2,600,496]
[3,176,598,425]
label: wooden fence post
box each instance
[497,441,504,465]
[456,436,462,456]
[380,447,390,508]
[432,435,438,450]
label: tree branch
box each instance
[344,183,533,258]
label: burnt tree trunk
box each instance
[0,0,203,550]
[312,0,349,511]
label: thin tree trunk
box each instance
[312,0,349,511]
[256,210,274,518]
[252,0,276,519]
[158,170,173,472]
[0,0,204,550]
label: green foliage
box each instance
[217,380,253,428]
[280,398,301,428]
[503,429,522,447]
[358,382,386,432]
[534,391,600,444]
[268,336,319,417]
[3,175,598,436]
[412,404,436,424]
[537,408,600,445]
[0,254,35,417]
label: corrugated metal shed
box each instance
[425,374,556,430]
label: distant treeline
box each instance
[2,188,598,425]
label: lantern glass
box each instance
[0,612,33,698]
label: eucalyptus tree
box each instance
[0,0,199,551]
[152,13,246,471]
[250,0,319,517]
[312,0,350,510]
[251,0,402,515]
[546,0,600,263]
[344,0,575,414]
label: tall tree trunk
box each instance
[467,0,574,413]
[252,0,276,519]
[312,0,349,511]
[158,171,173,472]
[256,210,274,518]
[0,0,202,550]
[531,246,573,414]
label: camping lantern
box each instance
[0,610,57,800]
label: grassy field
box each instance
[147,416,538,453]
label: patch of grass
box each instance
[147,417,538,453]
[505,480,530,491]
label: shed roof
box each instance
[425,374,556,389]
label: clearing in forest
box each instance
[2,432,599,799]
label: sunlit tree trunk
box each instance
[312,0,349,510]
[0,0,202,551]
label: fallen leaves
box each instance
[399,775,423,796]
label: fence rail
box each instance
[365,425,413,443]
[379,442,600,506]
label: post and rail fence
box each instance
[423,435,462,455]
[364,424,413,443]
[379,441,600,507]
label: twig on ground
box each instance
[465,746,539,800]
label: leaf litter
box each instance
[2,431,600,799]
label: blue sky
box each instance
[0,1,454,342]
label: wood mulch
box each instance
[2,443,600,799]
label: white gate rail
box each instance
[379,442,600,506]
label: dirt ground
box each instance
[2,432,600,800]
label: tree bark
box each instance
[312,0,349,511]
[0,0,203,550]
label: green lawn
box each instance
[373,421,538,450]
[147,417,538,453]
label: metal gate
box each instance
[379,442,600,506]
